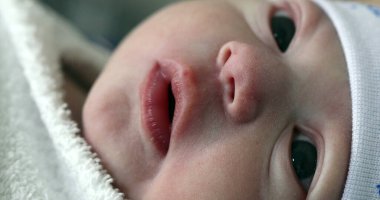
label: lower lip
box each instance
[141,64,172,155]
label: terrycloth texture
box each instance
[0,0,124,199]
[312,0,380,199]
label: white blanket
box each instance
[0,0,124,199]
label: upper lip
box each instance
[140,59,197,156]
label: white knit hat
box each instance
[311,0,380,199]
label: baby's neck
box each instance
[63,67,87,131]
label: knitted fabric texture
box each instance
[313,0,380,199]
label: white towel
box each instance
[0,0,124,199]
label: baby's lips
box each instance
[140,64,171,155]
[140,59,198,156]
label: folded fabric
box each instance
[0,0,124,199]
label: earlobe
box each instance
[216,43,232,69]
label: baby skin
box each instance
[79,0,370,199]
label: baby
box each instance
[66,0,380,199]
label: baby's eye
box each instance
[270,10,296,52]
[291,129,317,191]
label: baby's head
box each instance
[82,0,380,199]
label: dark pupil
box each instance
[291,141,317,179]
[271,16,295,52]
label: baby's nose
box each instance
[217,41,268,123]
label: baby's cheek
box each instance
[83,93,126,140]
[82,95,126,166]
[143,134,271,200]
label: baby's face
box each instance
[83,0,352,199]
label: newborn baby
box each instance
[65,0,380,199]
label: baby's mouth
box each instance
[141,65,174,156]
[141,59,197,157]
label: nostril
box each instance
[228,77,235,103]
[223,49,232,65]
[217,46,232,67]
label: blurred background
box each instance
[39,0,178,49]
